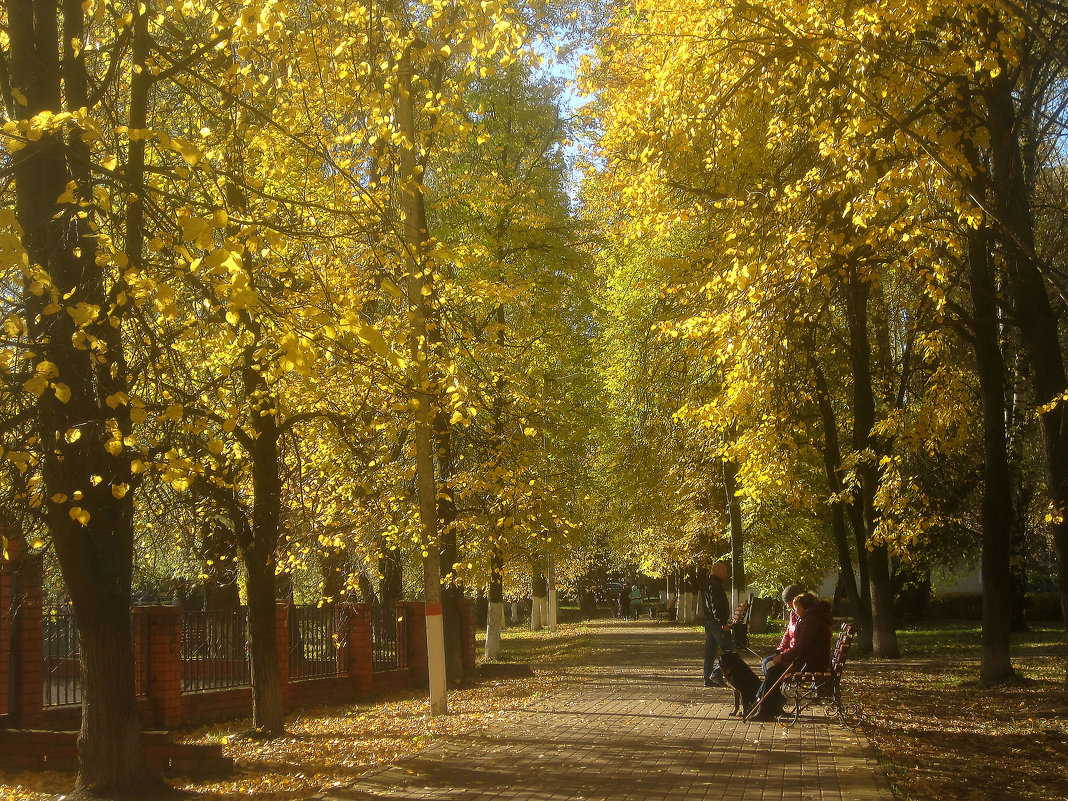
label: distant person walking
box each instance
[701,560,734,686]
[629,584,643,619]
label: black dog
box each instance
[718,651,762,718]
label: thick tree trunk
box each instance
[75,594,147,793]
[967,220,1016,680]
[986,72,1068,694]
[241,413,285,736]
[243,550,284,736]
[8,0,154,792]
[845,274,899,658]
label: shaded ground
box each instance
[318,621,889,801]
[848,625,1068,801]
[3,618,1061,801]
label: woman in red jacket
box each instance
[761,583,805,677]
[752,592,832,721]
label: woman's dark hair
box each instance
[781,584,804,605]
[791,591,818,611]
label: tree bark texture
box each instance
[435,411,464,682]
[8,0,153,791]
[722,452,746,603]
[810,358,872,650]
[845,274,899,658]
[398,49,447,715]
[967,218,1016,681]
[985,71,1068,694]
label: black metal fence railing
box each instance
[42,607,81,707]
[371,604,407,671]
[289,605,346,680]
[181,609,250,693]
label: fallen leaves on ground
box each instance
[849,631,1068,801]
[0,626,586,800]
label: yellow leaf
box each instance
[69,506,90,525]
[357,323,403,369]
[23,375,48,397]
[54,383,71,403]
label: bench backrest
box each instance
[731,601,750,625]
[830,623,856,674]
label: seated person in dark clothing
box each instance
[751,591,832,721]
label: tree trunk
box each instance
[243,549,284,736]
[398,49,447,715]
[722,452,746,604]
[485,543,505,660]
[436,411,464,683]
[986,71,1068,694]
[967,218,1016,680]
[241,413,285,736]
[845,273,899,658]
[1007,352,1032,633]
[8,0,154,791]
[379,541,403,607]
[810,358,870,644]
[203,521,241,611]
[531,569,546,630]
[224,155,287,735]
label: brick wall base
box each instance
[0,729,233,776]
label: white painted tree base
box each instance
[485,602,504,660]
[425,610,448,715]
[531,595,545,630]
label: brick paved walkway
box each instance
[319,623,893,801]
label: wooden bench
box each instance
[729,601,751,647]
[779,622,862,726]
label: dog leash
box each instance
[747,662,798,726]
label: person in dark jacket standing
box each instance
[751,591,832,720]
[702,560,734,686]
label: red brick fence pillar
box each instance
[141,605,182,729]
[3,541,44,727]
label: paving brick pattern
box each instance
[319,624,893,801]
